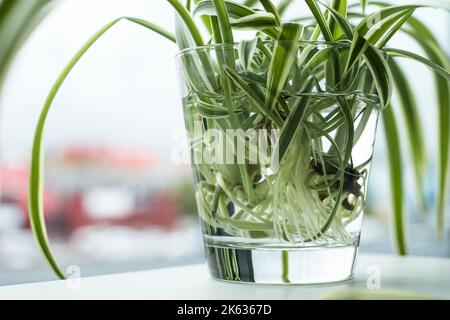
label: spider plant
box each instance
[3,0,447,280]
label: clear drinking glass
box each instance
[176,41,380,284]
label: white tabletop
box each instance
[0,254,448,300]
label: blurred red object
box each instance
[62,146,156,170]
[0,166,60,224]
[0,146,181,235]
[64,193,179,233]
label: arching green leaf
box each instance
[29,17,175,280]
[266,22,303,111]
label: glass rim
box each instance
[189,88,381,106]
[175,40,361,58]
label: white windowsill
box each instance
[0,254,448,300]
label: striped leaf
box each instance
[385,48,450,81]
[194,0,253,17]
[328,0,348,39]
[389,60,427,212]
[238,38,257,70]
[276,95,312,164]
[363,45,393,108]
[305,0,334,41]
[383,106,407,255]
[259,0,281,25]
[224,66,283,127]
[230,12,278,29]
[318,0,353,38]
[403,16,450,237]
[265,22,303,111]
[194,0,278,37]
[345,31,370,73]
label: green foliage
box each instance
[0,0,447,278]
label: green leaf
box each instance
[224,66,283,127]
[385,48,450,81]
[382,106,407,255]
[328,0,348,40]
[363,45,393,108]
[238,38,257,70]
[29,17,175,280]
[265,22,303,111]
[361,0,368,14]
[168,0,204,46]
[356,3,450,38]
[366,9,414,48]
[243,0,258,6]
[389,60,427,212]
[402,17,450,237]
[277,95,311,163]
[0,0,53,88]
[194,0,254,18]
[175,14,195,49]
[277,0,295,16]
[230,12,278,29]
[212,0,234,44]
[210,2,256,204]
[194,0,278,38]
[368,1,450,240]
[125,17,176,42]
[305,0,334,42]
[302,46,333,73]
[345,31,370,73]
[193,0,213,33]
[259,0,281,25]
[318,0,353,39]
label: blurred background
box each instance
[0,0,449,285]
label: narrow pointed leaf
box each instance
[259,0,281,25]
[238,38,257,70]
[373,9,414,48]
[302,46,333,72]
[194,0,278,38]
[193,0,213,33]
[385,48,450,81]
[265,22,303,111]
[361,0,368,13]
[168,0,204,45]
[318,0,353,39]
[305,0,334,41]
[357,3,450,37]
[402,17,450,236]
[328,0,348,39]
[230,12,278,29]
[29,17,175,279]
[389,60,427,211]
[345,31,370,73]
[369,1,450,236]
[363,45,393,108]
[383,106,408,255]
[194,0,254,18]
[277,95,311,163]
[224,66,283,127]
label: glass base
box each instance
[205,245,358,284]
